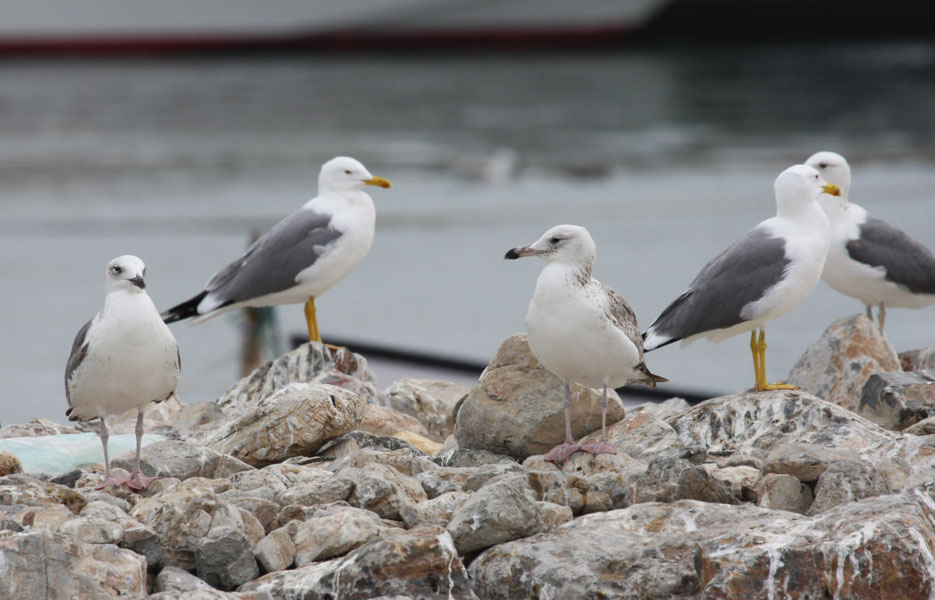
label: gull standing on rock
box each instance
[806,151,935,330]
[162,156,392,343]
[643,164,839,392]
[65,256,180,491]
[506,224,667,465]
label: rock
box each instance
[752,473,813,513]
[155,565,215,593]
[901,346,935,372]
[702,464,761,502]
[382,378,470,441]
[0,451,22,476]
[229,463,337,500]
[472,492,935,599]
[201,383,366,467]
[293,507,385,565]
[50,468,86,488]
[173,401,226,439]
[17,502,78,531]
[0,417,80,439]
[217,343,378,415]
[631,457,737,506]
[131,478,251,571]
[254,525,296,573]
[906,417,935,436]
[195,525,260,591]
[392,431,442,455]
[357,403,431,438]
[809,459,888,515]
[447,478,541,554]
[241,526,476,600]
[858,370,935,430]
[326,447,437,478]
[60,515,124,544]
[106,394,184,435]
[630,396,692,420]
[435,447,517,468]
[111,440,254,480]
[399,491,470,528]
[340,463,427,520]
[0,530,146,599]
[275,473,353,507]
[454,334,625,460]
[416,467,472,499]
[536,501,574,532]
[462,462,524,492]
[578,411,687,463]
[787,314,899,410]
[667,391,898,472]
[0,475,87,514]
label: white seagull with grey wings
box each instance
[806,151,935,330]
[65,255,180,491]
[506,224,667,465]
[643,164,840,392]
[162,156,391,343]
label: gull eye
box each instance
[819,163,828,169]
[550,237,561,244]
[344,169,352,175]
[112,265,122,274]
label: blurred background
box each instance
[2,0,935,425]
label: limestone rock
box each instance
[630,457,738,506]
[578,410,687,463]
[702,464,761,502]
[195,525,260,591]
[275,473,353,507]
[229,463,338,499]
[241,526,476,600]
[112,440,254,481]
[787,314,899,409]
[447,478,541,554]
[357,403,431,438]
[392,431,442,455]
[901,346,935,372]
[455,334,625,460]
[382,378,470,441]
[201,383,366,467]
[0,417,79,439]
[858,370,935,430]
[155,565,215,593]
[254,525,295,573]
[753,473,812,513]
[173,401,226,439]
[339,463,427,520]
[399,490,470,528]
[221,493,282,533]
[293,506,385,565]
[0,451,22,476]
[0,475,87,514]
[436,447,517,468]
[217,343,378,415]
[0,530,146,599]
[536,501,574,532]
[809,459,888,515]
[106,394,184,434]
[60,514,124,544]
[326,447,437,478]
[906,417,935,436]
[630,397,692,421]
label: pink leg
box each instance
[581,384,617,455]
[107,410,158,492]
[545,383,582,465]
[95,418,121,490]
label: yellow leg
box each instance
[755,330,797,392]
[750,331,763,390]
[304,298,321,343]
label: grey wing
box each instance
[603,286,645,357]
[205,208,342,305]
[64,318,93,407]
[647,227,789,344]
[847,216,935,295]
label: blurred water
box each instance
[1,44,934,425]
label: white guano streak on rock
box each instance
[470,514,482,532]
[0,550,6,580]
[438,531,458,600]
[823,520,876,600]
[333,550,359,600]
[680,512,698,533]
[908,528,935,600]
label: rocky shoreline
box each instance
[1,313,934,599]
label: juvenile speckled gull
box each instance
[65,255,180,491]
[162,156,391,343]
[643,164,839,392]
[506,224,667,465]
[806,151,935,330]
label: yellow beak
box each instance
[364,176,392,189]
[821,183,841,197]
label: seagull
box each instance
[806,151,935,330]
[65,256,180,491]
[161,156,391,343]
[506,224,667,464]
[643,165,839,392]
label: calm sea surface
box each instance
[2,44,934,425]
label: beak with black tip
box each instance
[505,246,544,260]
[129,276,146,289]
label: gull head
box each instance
[805,151,851,199]
[505,224,597,268]
[774,164,840,216]
[319,156,392,195]
[105,255,147,293]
